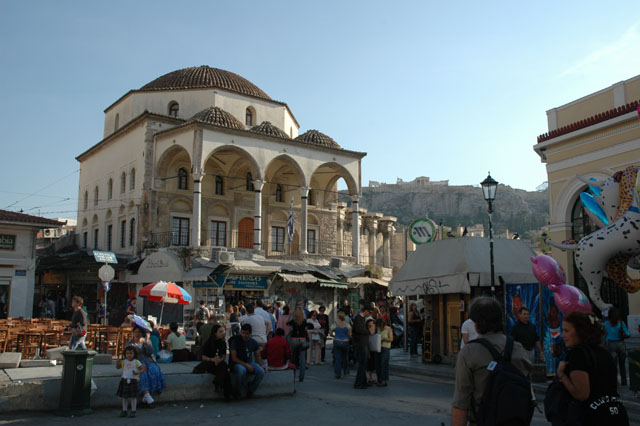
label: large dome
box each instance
[140,66,271,101]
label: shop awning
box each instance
[347,277,389,287]
[390,237,537,296]
[183,268,215,281]
[276,273,319,283]
[319,281,348,289]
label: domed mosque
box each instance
[75,65,395,315]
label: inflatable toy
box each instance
[530,255,592,315]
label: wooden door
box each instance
[238,218,254,249]
[446,301,462,354]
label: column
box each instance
[192,171,204,247]
[253,179,264,251]
[300,186,309,254]
[352,195,360,264]
[366,217,378,265]
[380,220,394,268]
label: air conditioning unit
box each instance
[215,251,235,265]
[43,229,56,238]
[211,246,227,256]
[330,258,342,268]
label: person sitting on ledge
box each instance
[229,323,266,399]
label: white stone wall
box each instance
[0,226,37,318]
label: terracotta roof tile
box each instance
[295,130,341,149]
[537,99,640,143]
[140,66,271,101]
[0,210,64,227]
[189,107,245,130]
[249,121,290,139]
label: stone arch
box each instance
[118,204,126,215]
[105,210,113,221]
[264,154,306,205]
[170,198,192,213]
[92,214,99,224]
[156,145,192,191]
[204,145,261,193]
[209,203,230,217]
[82,218,88,228]
[308,213,320,225]
[310,162,358,209]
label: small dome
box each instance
[250,121,290,139]
[190,107,245,130]
[295,130,341,149]
[140,66,271,101]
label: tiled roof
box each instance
[0,210,64,227]
[537,99,640,143]
[249,121,290,139]
[295,130,341,149]
[189,107,245,130]
[140,66,272,101]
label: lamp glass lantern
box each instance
[481,173,498,204]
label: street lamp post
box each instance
[481,173,498,297]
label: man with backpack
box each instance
[452,297,533,426]
[196,300,211,331]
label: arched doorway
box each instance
[238,218,254,249]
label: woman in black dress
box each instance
[201,323,232,401]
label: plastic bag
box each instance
[157,349,173,363]
[90,379,97,396]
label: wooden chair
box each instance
[104,326,120,356]
[0,329,8,353]
[19,331,43,359]
[41,331,62,357]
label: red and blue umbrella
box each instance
[138,281,192,324]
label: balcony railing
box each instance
[147,230,371,263]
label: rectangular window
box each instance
[120,220,126,249]
[82,232,88,248]
[210,220,227,247]
[129,219,135,247]
[171,217,190,246]
[271,226,284,252]
[107,224,113,251]
[307,229,317,254]
[93,228,99,250]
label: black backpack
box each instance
[469,337,534,426]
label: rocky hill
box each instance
[357,183,549,241]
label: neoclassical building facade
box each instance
[534,73,640,314]
[76,66,399,268]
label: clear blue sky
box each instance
[1,1,639,219]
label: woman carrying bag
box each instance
[604,308,630,386]
[545,311,628,426]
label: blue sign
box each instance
[15,269,26,277]
[93,251,118,264]
[215,274,268,290]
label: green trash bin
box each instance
[57,350,96,416]
[629,350,640,392]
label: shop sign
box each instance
[43,271,65,285]
[14,270,26,277]
[408,218,438,245]
[93,250,118,264]
[0,234,16,251]
[214,274,268,290]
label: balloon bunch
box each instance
[530,254,592,315]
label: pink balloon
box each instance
[530,255,566,285]
[547,283,592,315]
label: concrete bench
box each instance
[0,353,21,369]
[230,367,296,398]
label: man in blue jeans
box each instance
[229,323,266,398]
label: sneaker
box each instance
[129,411,136,418]
[120,411,128,417]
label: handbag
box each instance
[369,333,382,353]
[619,323,629,340]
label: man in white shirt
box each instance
[255,300,276,335]
[240,303,269,347]
[460,317,478,349]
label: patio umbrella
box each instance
[138,281,192,325]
